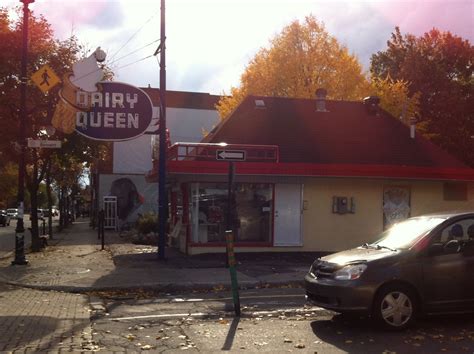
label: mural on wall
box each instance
[383,186,411,230]
[101,175,158,224]
[110,178,144,221]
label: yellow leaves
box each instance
[369,75,421,125]
[216,15,367,120]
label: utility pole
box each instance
[158,0,167,260]
[12,0,34,265]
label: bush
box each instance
[137,213,158,235]
[136,212,158,235]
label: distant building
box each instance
[91,89,221,228]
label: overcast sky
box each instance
[6,0,474,95]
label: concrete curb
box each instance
[1,279,305,294]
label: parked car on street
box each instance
[6,208,18,219]
[0,210,11,226]
[30,209,45,220]
[305,211,474,330]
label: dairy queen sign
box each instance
[75,82,152,141]
[52,48,154,141]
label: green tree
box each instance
[371,27,474,165]
[0,162,18,209]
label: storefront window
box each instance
[190,182,273,244]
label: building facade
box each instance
[160,94,474,254]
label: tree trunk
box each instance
[45,161,53,239]
[58,187,64,230]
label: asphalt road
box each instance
[0,216,56,259]
[90,287,474,353]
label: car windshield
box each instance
[371,217,446,250]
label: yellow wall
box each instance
[185,178,474,255]
[302,178,474,252]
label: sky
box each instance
[5,0,474,95]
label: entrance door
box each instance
[274,184,302,246]
[103,196,117,230]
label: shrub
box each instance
[136,212,158,235]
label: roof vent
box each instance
[255,99,266,109]
[363,96,380,115]
[316,88,328,112]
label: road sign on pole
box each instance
[216,150,246,162]
[31,64,60,93]
[27,139,62,149]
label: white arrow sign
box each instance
[216,150,246,161]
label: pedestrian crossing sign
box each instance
[31,64,61,93]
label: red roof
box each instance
[141,88,221,110]
[204,96,468,169]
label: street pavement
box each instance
[0,218,320,352]
[0,219,312,293]
[0,282,94,352]
[0,220,473,352]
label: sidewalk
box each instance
[0,220,317,293]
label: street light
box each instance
[12,0,35,265]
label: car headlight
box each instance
[308,260,320,276]
[333,264,367,280]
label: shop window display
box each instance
[190,182,273,243]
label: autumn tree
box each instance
[368,75,421,127]
[371,27,474,165]
[217,15,419,126]
[217,16,369,118]
[0,7,108,249]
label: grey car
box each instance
[305,211,474,330]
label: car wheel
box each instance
[372,284,417,330]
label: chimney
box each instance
[363,96,380,115]
[409,116,417,139]
[316,88,328,112]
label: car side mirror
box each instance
[444,239,461,254]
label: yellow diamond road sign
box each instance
[31,64,61,93]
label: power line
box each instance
[108,10,160,62]
[114,54,155,70]
[71,39,160,84]
[111,39,160,66]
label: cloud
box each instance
[29,0,126,38]
[7,0,471,94]
[371,0,473,41]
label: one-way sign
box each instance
[216,150,246,161]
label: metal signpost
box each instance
[157,0,167,260]
[217,150,248,317]
[12,0,34,266]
